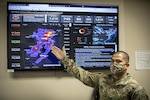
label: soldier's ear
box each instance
[126,64,129,67]
[125,64,129,70]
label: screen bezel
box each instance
[7,2,119,71]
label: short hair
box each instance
[114,51,129,63]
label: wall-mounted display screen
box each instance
[7,2,119,71]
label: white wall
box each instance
[0,0,150,100]
[124,0,150,97]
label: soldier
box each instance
[51,46,149,100]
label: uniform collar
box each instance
[113,73,131,86]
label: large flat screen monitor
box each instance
[7,2,119,71]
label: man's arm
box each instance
[131,86,149,100]
[51,46,102,89]
[61,56,103,89]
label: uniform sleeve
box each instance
[61,56,103,90]
[131,86,149,100]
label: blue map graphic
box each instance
[26,28,59,64]
[93,26,117,44]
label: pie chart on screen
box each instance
[79,28,86,35]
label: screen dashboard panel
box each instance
[7,2,119,71]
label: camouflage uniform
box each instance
[61,57,149,100]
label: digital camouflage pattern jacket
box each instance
[61,57,149,100]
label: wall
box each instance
[124,0,150,97]
[0,0,149,100]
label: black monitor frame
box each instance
[7,2,119,71]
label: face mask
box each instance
[110,63,126,74]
